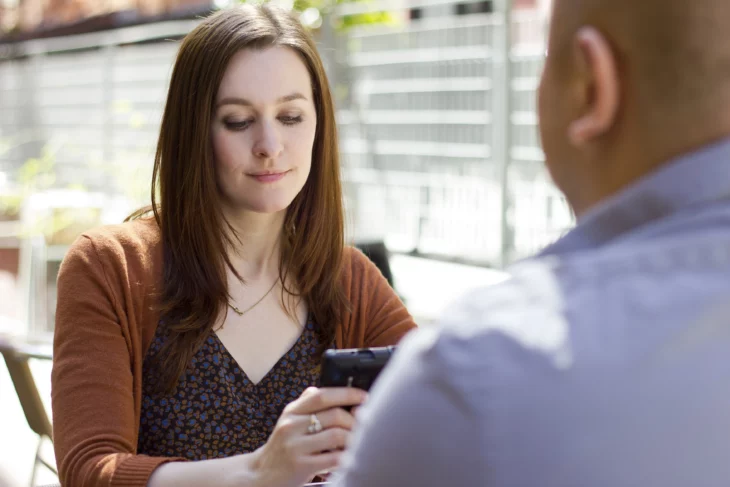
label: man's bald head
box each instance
[539,0,730,216]
[550,0,730,119]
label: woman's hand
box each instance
[249,386,367,487]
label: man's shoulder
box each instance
[431,256,573,371]
[442,257,563,323]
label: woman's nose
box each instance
[252,122,283,159]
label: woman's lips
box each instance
[249,170,289,183]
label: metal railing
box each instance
[0,1,574,333]
[331,1,572,266]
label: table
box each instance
[0,334,52,361]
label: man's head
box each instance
[539,0,730,216]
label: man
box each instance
[332,0,730,485]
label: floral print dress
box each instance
[137,319,324,459]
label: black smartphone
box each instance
[319,346,396,391]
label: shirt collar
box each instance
[541,137,730,256]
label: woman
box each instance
[51,5,416,487]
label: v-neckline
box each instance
[212,323,309,388]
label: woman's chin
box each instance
[221,191,300,216]
[239,201,293,215]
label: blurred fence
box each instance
[332,0,572,265]
[0,21,197,206]
[0,21,194,335]
[0,1,574,334]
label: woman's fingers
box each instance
[283,408,356,459]
[286,386,367,415]
[302,450,343,474]
[259,387,364,483]
[273,407,356,454]
[273,410,350,442]
[295,426,351,454]
[351,405,362,420]
[254,389,365,487]
[304,406,356,433]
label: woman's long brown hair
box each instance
[128,4,348,393]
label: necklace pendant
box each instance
[227,277,279,318]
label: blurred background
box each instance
[0,0,570,485]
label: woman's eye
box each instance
[279,115,303,126]
[224,119,253,131]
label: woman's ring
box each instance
[307,413,323,434]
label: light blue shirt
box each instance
[332,138,730,487]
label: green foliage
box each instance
[0,145,57,220]
[237,0,398,30]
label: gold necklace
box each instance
[228,278,279,317]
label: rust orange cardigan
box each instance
[51,218,416,487]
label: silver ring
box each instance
[307,413,323,434]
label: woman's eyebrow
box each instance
[216,92,308,109]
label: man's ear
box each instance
[568,27,620,146]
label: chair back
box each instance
[0,341,53,439]
[356,241,395,288]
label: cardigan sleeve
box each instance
[342,247,417,348]
[52,234,182,487]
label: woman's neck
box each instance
[223,207,286,281]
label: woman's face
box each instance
[211,46,317,215]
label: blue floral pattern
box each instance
[137,319,323,459]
